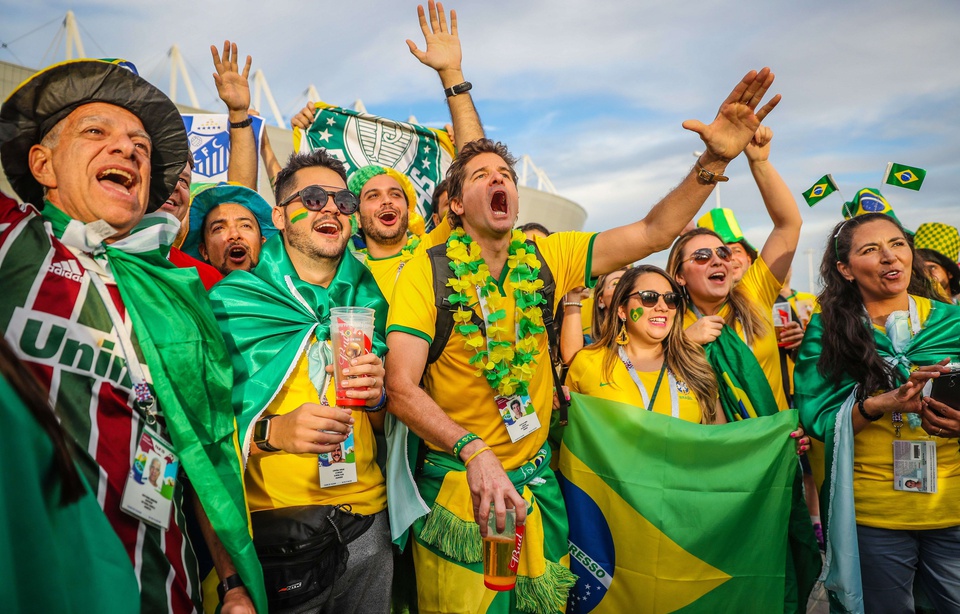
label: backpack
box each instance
[425,239,570,424]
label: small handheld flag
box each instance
[802,174,839,207]
[883,162,926,191]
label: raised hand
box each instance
[406,0,463,75]
[291,102,317,131]
[211,41,252,116]
[744,125,773,164]
[682,67,780,163]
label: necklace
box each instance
[446,228,545,397]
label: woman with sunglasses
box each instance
[666,126,802,415]
[566,266,724,423]
[795,212,960,613]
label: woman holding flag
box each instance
[795,212,960,613]
[565,265,724,424]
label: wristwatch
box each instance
[253,415,280,452]
[217,573,245,602]
[444,81,472,98]
[695,159,729,184]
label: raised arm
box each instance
[590,67,781,276]
[385,330,526,535]
[744,126,801,284]
[407,1,484,145]
[212,40,258,189]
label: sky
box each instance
[3,0,959,292]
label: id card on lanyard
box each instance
[476,288,542,443]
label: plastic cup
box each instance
[329,307,375,407]
[483,506,522,591]
[773,305,793,348]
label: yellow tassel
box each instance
[615,320,629,346]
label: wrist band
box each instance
[364,387,387,413]
[858,398,882,422]
[564,301,582,308]
[452,433,479,458]
[444,81,472,98]
[464,446,493,468]
[229,117,253,129]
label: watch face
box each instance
[254,418,269,442]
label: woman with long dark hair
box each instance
[796,212,960,612]
[565,265,723,423]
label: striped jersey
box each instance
[0,201,201,613]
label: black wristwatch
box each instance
[229,116,254,129]
[444,81,472,98]
[253,415,280,452]
[217,573,245,602]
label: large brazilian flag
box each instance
[559,393,800,613]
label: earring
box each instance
[616,318,629,346]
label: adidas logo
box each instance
[48,259,84,282]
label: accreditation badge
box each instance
[496,394,541,443]
[318,425,359,488]
[893,440,937,493]
[120,426,179,530]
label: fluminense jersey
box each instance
[0,201,201,613]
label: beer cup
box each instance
[772,305,793,348]
[483,506,521,591]
[329,307,375,406]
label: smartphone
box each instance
[931,370,960,411]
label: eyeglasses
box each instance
[628,290,682,309]
[685,245,732,264]
[277,185,359,215]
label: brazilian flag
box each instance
[883,162,926,191]
[559,394,806,613]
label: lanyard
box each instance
[617,347,679,417]
[86,269,158,424]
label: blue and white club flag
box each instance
[181,114,265,182]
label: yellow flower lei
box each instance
[445,228,546,397]
[358,234,422,263]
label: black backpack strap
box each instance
[426,243,485,365]
[527,241,569,425]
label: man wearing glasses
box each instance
[210,148,392,613]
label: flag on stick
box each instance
[802,174,839,207]
[883,162,926,191]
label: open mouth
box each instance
[97,168,135,194]
[490,190,508,216]
[708,271,726,283]
[314,220,341,237]
[881,270,902,281]
[377,209,399,225]
[227,244,248,264]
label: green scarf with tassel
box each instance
[41,204,266,613]
[208,233,388,454]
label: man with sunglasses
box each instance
[210,148,393,612]
[387,65,784,612]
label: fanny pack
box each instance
[251,504,375,610]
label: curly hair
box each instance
[816,213,940,394]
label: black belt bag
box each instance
[251,504,375,610]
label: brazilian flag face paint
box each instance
[630,307,643,322]
[290,207,309,224]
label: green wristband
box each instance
[452,433,480,459]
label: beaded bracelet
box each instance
[452,433,480,458]
[464,446,493,468]
[363,387,387,413]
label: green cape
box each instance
[209,234,388,454]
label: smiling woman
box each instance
[795,212,960,612]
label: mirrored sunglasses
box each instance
[686,245,732,264]
[278,184,359,215]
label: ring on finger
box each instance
[937,428,944,436]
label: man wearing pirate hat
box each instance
[0,60,264,612]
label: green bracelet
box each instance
[452,433,479,459]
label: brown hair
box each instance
[443,139,518,229]
[591,267,631,341]
[666,228,769,346]
[588,265,719,423]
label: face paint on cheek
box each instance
[630,307,643,322]
[290,207,309,224]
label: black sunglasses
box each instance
[628,290,682,309]
[277,185,359,215]
[686,245,732,264]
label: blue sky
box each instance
[3,0,959,291]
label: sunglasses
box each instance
[628,290,681,309]
[686,245,732,264]
[277,185,359,215]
